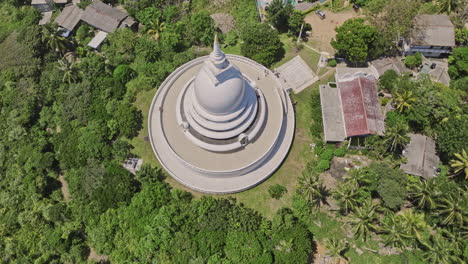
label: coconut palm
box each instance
[147,18,166,41]
[419,233,463,264]
[333,182,359,215]
[436,190,467,227]
[297,172,330,209]
[394,90,416,113]
[325,238,348,264]
[449,149,468,179]
[381,213,411,248]
[276,239,294,253]
[397,209,428,241]
[408,178,439,210]
[383,121,410,153]
[57,59,82,84]
[438,0,460,14]
[349,200,379,241]
[41,23,69,54]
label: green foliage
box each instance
[372,163,408,210]
[288,11,310,37]
[189,11,215,46]
[269,184,288,199]
[455,28,468,46]
[136,6,162,26]
[448,47,468,80]
[240,22,285,67]
[333,147,346,157]
[102,28,139,66]
[309,88,323,139]
[316,159,330,172]
[267,0,294,32]
[74,24,93,46]
[327,59,337,67]
[113,64,136,84]
[404,53,422,68]
[331,18,385,64]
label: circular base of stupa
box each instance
[148,55,295,194]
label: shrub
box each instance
[404,53,422,68]
[319,148,334,161]
[316,160,330,172]
[327,59,337,67]
[268,184,287,199]
[113,64,135,84]
[333,148,346,157]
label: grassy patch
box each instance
[272,34,321,72]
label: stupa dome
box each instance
[193,64,245,115]
[193,34,246,115]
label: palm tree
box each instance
[408,178,439,210]
[276,239,294,253]
[325,238,349,264]
[147,18,166,41]
[419,233,463,264]
[383,121,410,153]
[449,149,468,179]
[436,190,466,227]
[394,90,416,113]
[333,182,359,215]
[57,59,82,84]
[381,213,411,248]
[297,172,330,209]
[343,168,372,187]
[41,23,69,54]
[396,209,428,241]
[349,200,379,241]
[438,0,460,14]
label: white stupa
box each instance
[149,36,295,193]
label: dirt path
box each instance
[305,10,362,54]
[58,174,71,202]
[88,247,109,262]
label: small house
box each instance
[403,15,455,58]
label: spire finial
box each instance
[214,33,219,46]
[210,32,228,69]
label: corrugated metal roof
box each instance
[320,73,384,142]
[410,15,455,47]
[401,134,440,178]
[81,0,128,32]
[54,4,83,31]
[87,30,108,49]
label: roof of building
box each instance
[87,30,108,49]
[276,55,318,94]
[401,134,440,178]
[370,57,411,78]
[294,2,314,12]
[420,59,450,86]
[81,0,129,32]
[54,4,83,31]
[410,14,455,47]
[39,11,53,25]
[32,0,50,4]
[320,73,385,142]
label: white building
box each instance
[148,36,295,193]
